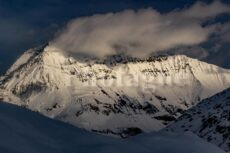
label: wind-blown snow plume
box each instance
[49,1,230,58]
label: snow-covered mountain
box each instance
[1,45,230,137]
[165,88,230,152]
[0,102,225,153]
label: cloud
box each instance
[166,46,210,60]
[49,1,230,58]
[181,1,230,18]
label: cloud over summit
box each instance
[50,1,230,58]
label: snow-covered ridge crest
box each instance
[1,46,230,137]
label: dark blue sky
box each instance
[0,0,229,74]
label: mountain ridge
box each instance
[1,46,230,137]
[165,88,230,152]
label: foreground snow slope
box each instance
[1,46,230,136]
[166,88,230,152]
[0,102,225,153]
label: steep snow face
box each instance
[0,102,225,153]
[165,88,230,152]
[1,46,230,137]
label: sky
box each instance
[0,0,230,74]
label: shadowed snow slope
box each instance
[166,88,230,152]
[0,102,225,153]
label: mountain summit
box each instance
[1,46,230,137]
